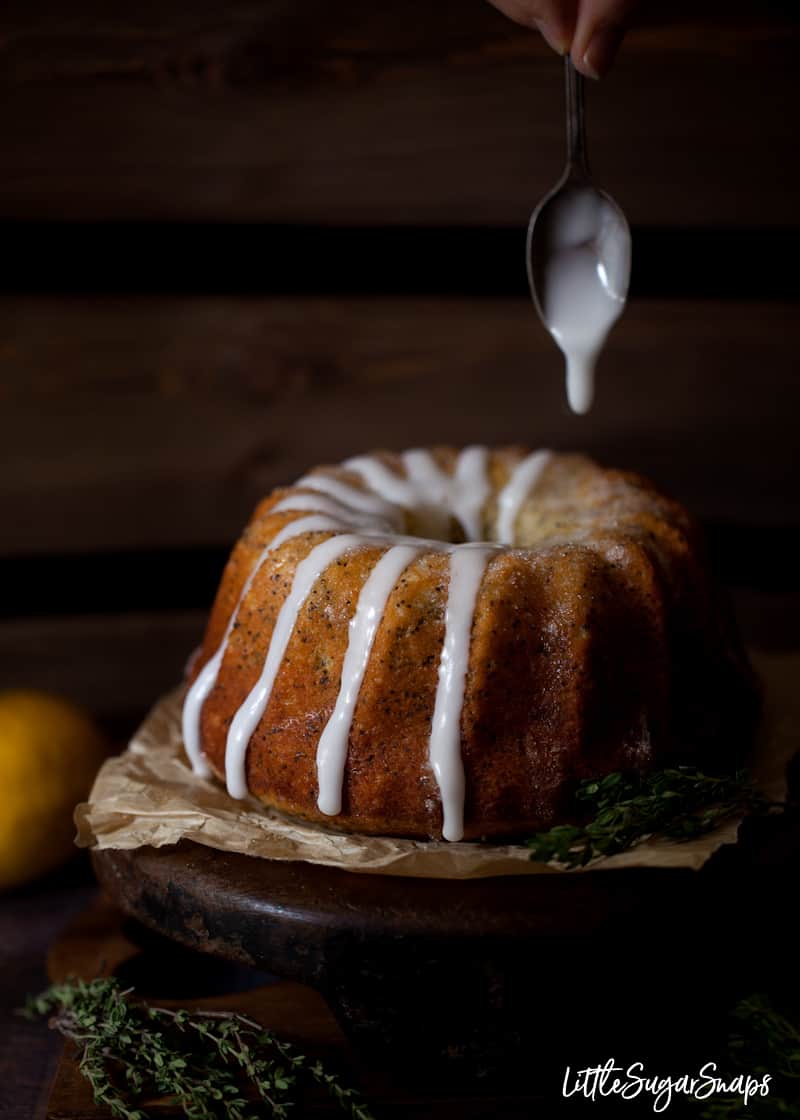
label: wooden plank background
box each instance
[0,0,797,226]
[1,0,798,730]
[0,613,203,728]
[1,296,798,558]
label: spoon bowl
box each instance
[527,60,631,414]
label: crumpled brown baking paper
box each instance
[75,651,796,879]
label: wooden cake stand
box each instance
[91,820,798,1083]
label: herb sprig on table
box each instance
[22,977,375,1120]
[701,993,800,1119]
[526,767,771,868]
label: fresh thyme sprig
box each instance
[22,977,375,1120]
[526,767,772,868]
[701,993,800,1119]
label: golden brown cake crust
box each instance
[190,448,760,841]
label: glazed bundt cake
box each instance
[183,447,759,842]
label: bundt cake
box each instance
[182,447,759,842]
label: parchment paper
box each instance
[75,651,796,879]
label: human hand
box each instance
[486,0,638,78]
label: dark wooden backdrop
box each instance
[1,0,799,731]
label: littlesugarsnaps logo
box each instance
[562,1060,771,1113]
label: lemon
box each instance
[0,690,107,890]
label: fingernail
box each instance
[534,19,570,56]
[581,24,625,79]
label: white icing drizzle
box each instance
[182,514,345,777]
[295,471,402,525]
[345,447,490,542]
[451,446,491,542]
[428,545,494,841]
[225,533,366,799]
[316,544,421,816]
[496,449,552,546]
[343,454,418,506]
[273,491,393,533]
[186,446,557,840]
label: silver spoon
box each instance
[527,57,631,415]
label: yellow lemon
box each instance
[0,690,108,890]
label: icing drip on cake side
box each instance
[428,545,494,841]
[182,513,345,777]
[225,533,366,798]
[315,543,422,817]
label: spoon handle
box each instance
[565,57,590,180]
